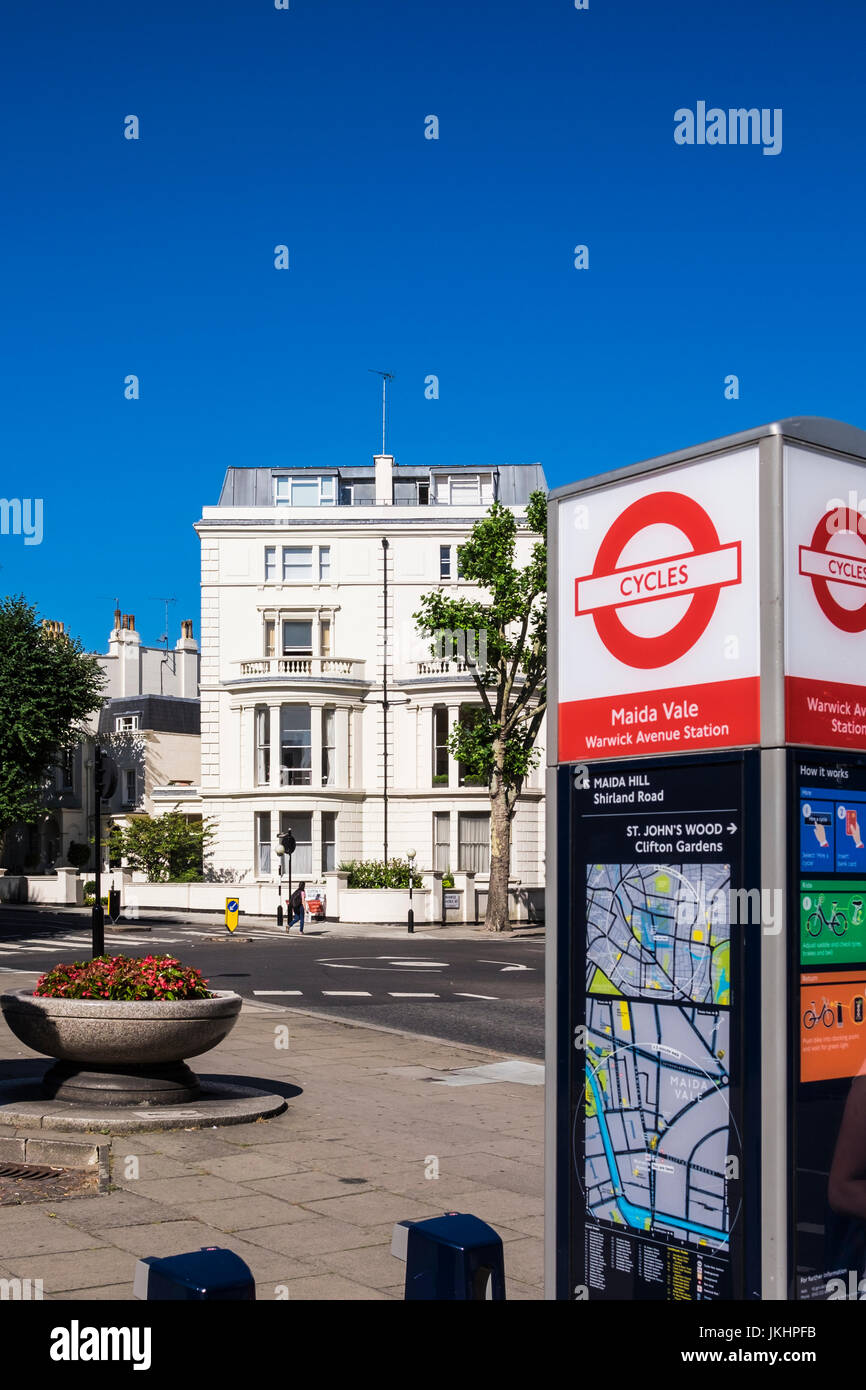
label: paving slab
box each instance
[244,1172,379,1205]
[0,1216,108,1257]
[101,1221,308,1283]
[51,1191,183,1231]
[301,1190,445,1227]
[2,1247,138,1293]
[232,1216,403,1258]
[177,1194,321,1232]
[126,1175,256,1205]
[267,1272,394,1300]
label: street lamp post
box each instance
[407,848,416,935]
[92,746,117,959]
[278,828,296,930]
[274,838,284,927]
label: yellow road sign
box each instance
[225,897,240,933]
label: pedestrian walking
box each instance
[287,881,307,933]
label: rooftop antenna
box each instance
[368,369,394,455]
[147,595,177,645]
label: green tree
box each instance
[109,812,216,882]
[0,596,104,844]
[414,491,547,932]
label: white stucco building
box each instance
[193,454,546,918]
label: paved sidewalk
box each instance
[0,903,545,941]
[0,968,544,1300]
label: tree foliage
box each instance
[414,492,547,802]
[0,596,105,834]
[109,813,216,883]
[413,491,547,931]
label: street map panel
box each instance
[586,863,731,1005]
[584,996,731,1252]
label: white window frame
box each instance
[279,704,312,786]
[322,811,337,872]
[458,812,490,874]
[115,714,140,732]
[322,706,336,786]
[282,546,314,582]
[256,812,272,875]
[318,546,331,582]
[448,474,481,505]
[279,810,312,874]
[264,546,277,581]
[274,475,337,507]
[439,545,451,581]
[281,619,314,656]
[432,706,449,782]
[255,705,270,786]
[433,811,450,872]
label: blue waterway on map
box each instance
[587,1067,728,1246]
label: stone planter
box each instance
[0,988,242,1106]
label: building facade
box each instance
[96,612,201,827]
[194,455,546,904]
[1,614,201,876]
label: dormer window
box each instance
[449,475,481,505]
[434,472,494,505]
[274,475,337,507]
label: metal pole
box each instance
[277,853,283,927]
[92,749,104,958]
[382,537,389,868]
[382,375,386,455]
[408,871,414,935]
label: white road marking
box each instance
[253,989,303,996]
[454,993,499,1000]
[383,960,450,967]
[388,992,439,998]
[0,943,65,953]
[17,937,92,947]
[322,990,372,997]
[477,960,534,972]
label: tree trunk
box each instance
[484,782,513,932]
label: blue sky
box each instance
[3,0,865,651]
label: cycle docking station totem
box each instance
[546,418,866,1302]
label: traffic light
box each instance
[279,829,296,856]
[94,747,118,801]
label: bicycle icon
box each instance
[805,898,848,938]
[803,997,838,1029]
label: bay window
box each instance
[280,705,311,785]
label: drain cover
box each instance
[0,1164,58,1180]
[0,1163,98,1205]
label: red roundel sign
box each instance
[798,508,866,633]
[574,492,742,670]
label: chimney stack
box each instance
[374,454,394,506]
